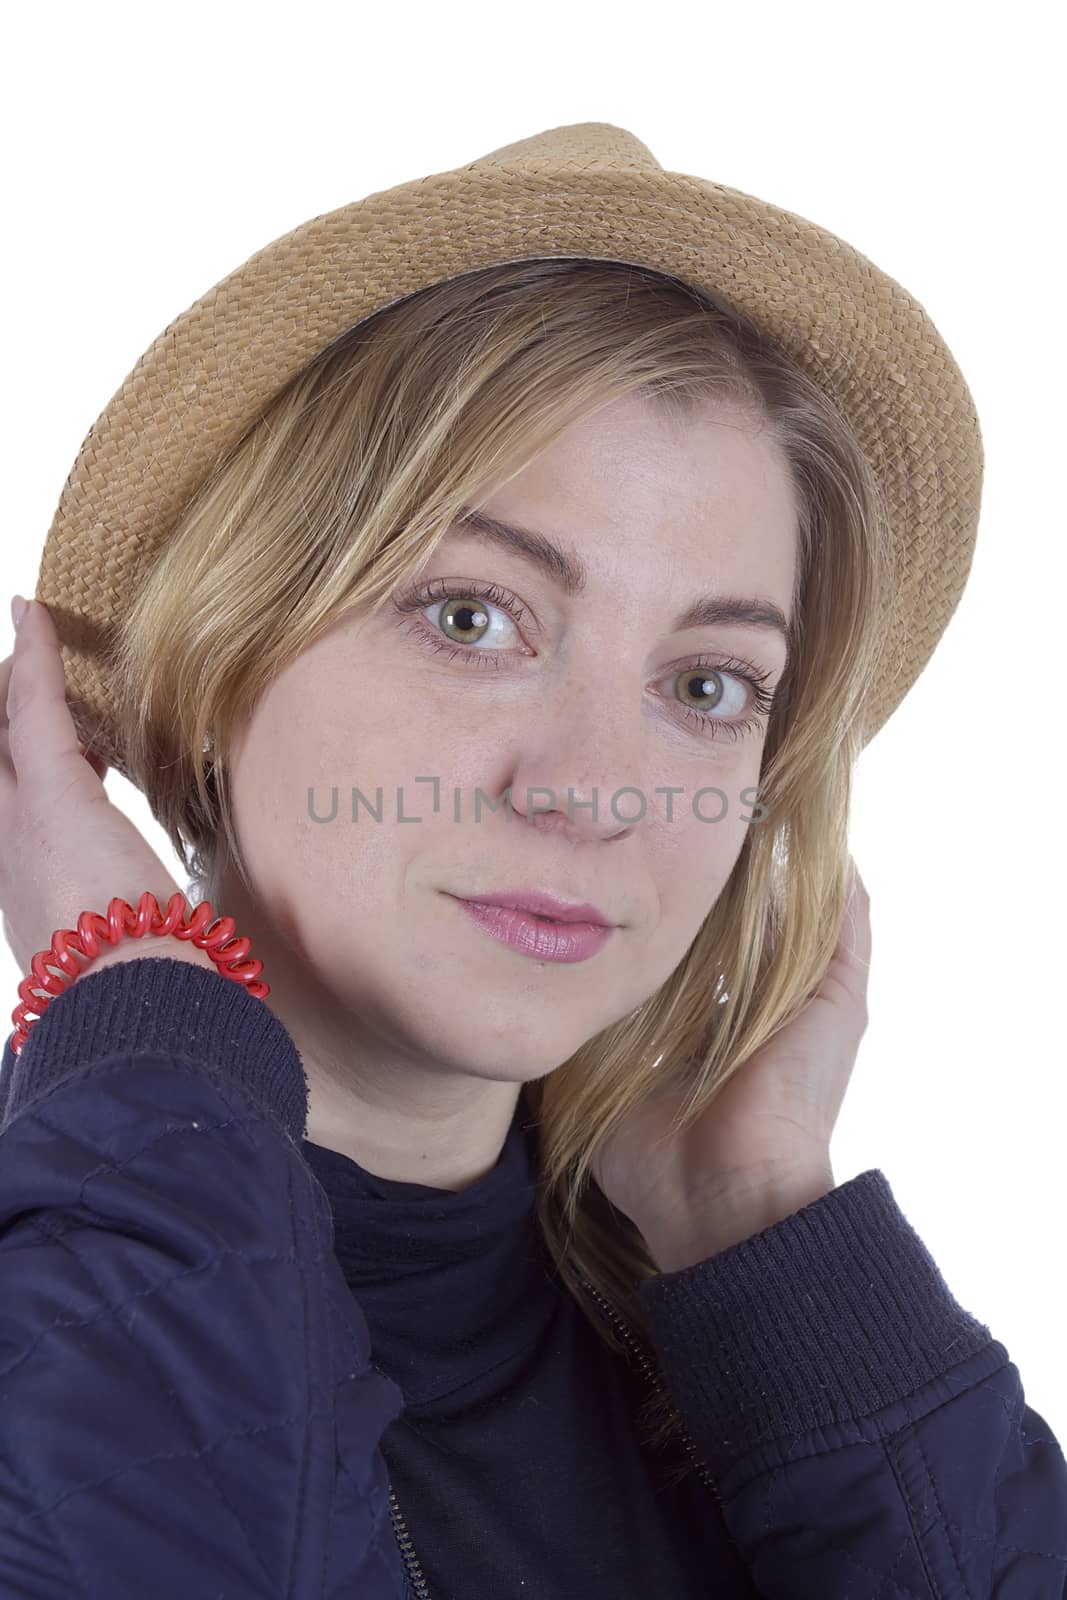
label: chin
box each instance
[424,1028,573,1086]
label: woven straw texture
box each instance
[31,121,983,785]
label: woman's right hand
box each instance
[0,594,201,982]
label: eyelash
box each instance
[391,578,778,742]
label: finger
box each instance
[1,650,16,794]
[1,720,107,784]
[845,851,868,905]
[840,859,872,977]
[0,648,12,726]
[6,599,90,792]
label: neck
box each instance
[206,864,524,1191]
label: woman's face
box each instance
[224,391,797,1091]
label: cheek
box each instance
[652,769,758,916]
[237,704,511,898]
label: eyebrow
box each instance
[454,505,792,664]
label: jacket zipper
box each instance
[384,1273,723,1597]
[387,1481,434,1599]
[572,1271,725,1511]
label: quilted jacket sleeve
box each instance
[639,1169,1067,1598]
[0,955,411,1600]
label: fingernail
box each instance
[11,595,29,630]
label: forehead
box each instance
[458,391,799,622]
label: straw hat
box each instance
[30,121,983,783]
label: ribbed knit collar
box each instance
[301,1097,559,1408]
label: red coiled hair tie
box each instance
[8,890,269,1058]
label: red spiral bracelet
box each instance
[8,890,270,1058]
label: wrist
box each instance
[79,939,221,982]
[642,1164,836,1273]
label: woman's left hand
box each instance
[591,857,872,1270]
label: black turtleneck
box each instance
[300,1096,754,1598]
[301,1099,555,1407]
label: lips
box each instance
[450,889,615,927]
[450,897,618,964]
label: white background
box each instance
[2,0,1064,1446]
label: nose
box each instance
[504,672,650,845]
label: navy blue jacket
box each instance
[0,954,1064,1597]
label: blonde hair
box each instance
[113,257,892,1457]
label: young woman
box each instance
[1,122,1064,1597]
